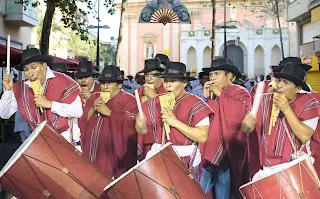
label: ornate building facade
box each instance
[118,0,290,78]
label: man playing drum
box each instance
[135,61,213,181]
[200,59,252,199]
[0,48,82,144]
[81,65,138,178]
[247,57,310,178]
[242,62,320,181]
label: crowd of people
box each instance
[0,48,319,199]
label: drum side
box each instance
[104,145,206,199]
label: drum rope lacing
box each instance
[106,150,204,198]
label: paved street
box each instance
[0,131,21,199]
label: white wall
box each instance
[0,15,34,49]
[181,27,290,78]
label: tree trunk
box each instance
[116,0,125,66]
[40,0,56,55]
[211,0,216,59]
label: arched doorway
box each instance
[271,45,281,66]
[187,46,197,72]
[254,45,265,77]
[203,46,211,68]
[223,44,244,73]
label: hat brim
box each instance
[138,66,165,74]
[153,73,190,79]
[202,68,210,74]
[272,66,284,73]
[75,70,99,79]
[274,72,310,92]
[15,55,53,71]
[209,65,241,78]
[98,76,124,82]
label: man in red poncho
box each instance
[75,60,100,104]
[0,48,82,144]
[248,58,319,178]
[200,58,252,199]
[248,57,308,178]
[136,54,169,103]
[242,62,319,185]
[135,62,213,181]
[81,65,138,178]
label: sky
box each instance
[85,0,121,43]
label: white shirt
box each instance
[0,67,83,120]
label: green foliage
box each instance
[15,0,116,42]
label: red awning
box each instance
[50,55,80,71]
[0,44,23,67]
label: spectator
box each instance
[266,75,271,80]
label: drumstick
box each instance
[134,89,144,118]
[250,82,265,118]
[6,35,10,73]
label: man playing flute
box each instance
[135,62,213,181]
[81,65,138,178]
[200,58,252,199]
[0,48,82,144]
[136,54,169,103]
[242,62,319,181]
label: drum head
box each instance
[0,121,47,178]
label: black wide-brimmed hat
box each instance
[138,58,164,74]
[153,62,190,79]
[155,54,170,66]
[52,63,74,78]
[202,57,233,74]
[209,63,241,78]
[52,63,68,73]
[274,62,310,92]
[272,57,303,73]
[15,48,53,71]
[74,60,99,79]
[98,65,124,82]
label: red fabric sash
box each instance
[138,93,213,162]
[201,85,252,189]
[81,91,138,177]
[13,72,80,133]
[256,93,320,167]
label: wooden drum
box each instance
[0,121,112,199]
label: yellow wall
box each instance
[307,71,320,93]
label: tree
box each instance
[101,45,116,65]
[240,0,291,59]
[116,0,126,66]
[16,0,116,55]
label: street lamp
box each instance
[215,24,237,59]
[215,0,238,59]
[88,0,110,67]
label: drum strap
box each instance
[282,118,305,157]
[69,118,74,143]
[188,142,199,169]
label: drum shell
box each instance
[0,124,112,199]
[102,144,206,199]
[240,158,320,199]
